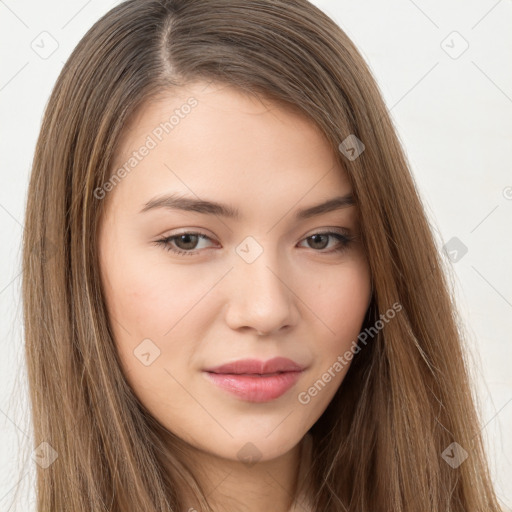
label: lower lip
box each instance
[203,371,302,402]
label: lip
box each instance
[202,357,305,403]
[204,357,305,375]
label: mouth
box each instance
[202,357,306,403]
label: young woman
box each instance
[21,0,505,511]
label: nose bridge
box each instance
[225,239,298,334]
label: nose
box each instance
[224,251,299,337]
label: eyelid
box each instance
[302,226,351,237]
[156,226,217,239]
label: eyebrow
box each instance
[139,192,355,220]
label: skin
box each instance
[97,81,372,512]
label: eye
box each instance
[154,231,216,256]
[298,231,354,253]
[154,229,355,256]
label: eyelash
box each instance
[153,230,355,256]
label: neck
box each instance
[173,434,313,512]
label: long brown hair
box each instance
[20,0,504,510]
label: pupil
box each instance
[310,234,328,249]
[178,234,198,250]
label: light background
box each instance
[0,0,511,509]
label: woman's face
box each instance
[98,81,371,463]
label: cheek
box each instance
[103,245,215,340]
[100,253,210,425]
[301,255,371,345]
[295,258,371,404]
[100,242,219,398]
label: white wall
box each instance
[0,0,510,509]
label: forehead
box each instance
[107,81,352,216]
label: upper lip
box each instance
[203,357,305,375]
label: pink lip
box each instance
[202,357,305,403]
